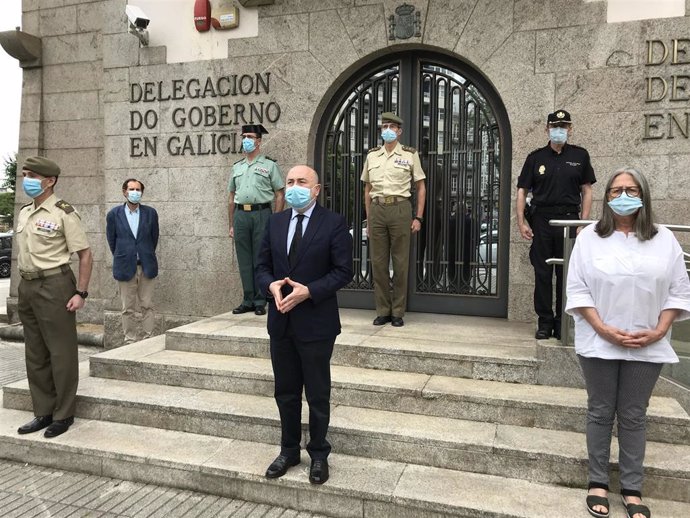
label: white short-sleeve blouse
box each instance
[565,223,690,363]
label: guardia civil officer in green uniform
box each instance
[16,156,93,438]
[228,124,285,315]
[361,112,426,327]
[516,110,595,340]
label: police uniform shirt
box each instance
[517,143,596,207]
[361,142,426,198]
[16,194,90,272]
[228,155,284,204]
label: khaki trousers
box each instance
[119,265,155,343]
[18,269,78,420]
[368,199,411,318]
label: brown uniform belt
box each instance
[20,264,71,280]
[235,203,271,212]
[373,196,408,205]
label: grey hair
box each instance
[595,167,657,241]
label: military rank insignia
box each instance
[538,165,546,175]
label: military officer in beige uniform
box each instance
[361,112,426,327]
[15,156,92,438]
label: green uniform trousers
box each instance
[368,199,411,318]
[17,269,78,421]
[234,207,271,307]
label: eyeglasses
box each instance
[607,186,641,198]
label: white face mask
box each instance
[549,127,568,144]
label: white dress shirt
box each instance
[566,223,690,363]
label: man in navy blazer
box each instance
[256,165,352,485]
[106,179,159,344]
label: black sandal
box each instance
[621,495,651,518]
[586,495,610,518]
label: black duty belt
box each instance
[533,205,579,215]
[235,203,271,212]
[20,264,71,280]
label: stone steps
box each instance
[88,337,690,445]
[1,408,689,518]
[4,374,690,502]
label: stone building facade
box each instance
[8,0,690,346]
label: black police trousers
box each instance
[529,211,577,330]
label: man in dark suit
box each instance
[106,178,159,344]
[256,165,353,485]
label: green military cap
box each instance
[23,156,61,177]
[381,112,403,125]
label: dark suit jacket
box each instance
[256,203,353,342]
[106,203,159,281]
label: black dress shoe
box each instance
[254,306,266,315]
[552,327,562,340]
[309,458,329,484]
[232,304,254,315]
[535,328,552,340]
[391,317,404,327]
[265,455,300,479]
[373,315,391,326]
[17,415,52,435]
[44,416,74,438]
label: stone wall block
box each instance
[22,11,40,34]
[508,241,533,283]
[193,204,228,238]
[105,100,161,136]
[77,1,106,33]
[18,122,41,150]
[43,119,103,150]
[193,271,241,317]
[197,237,235,272]
[669,155,690,200]
[169,168,229,203]
[455,0,514,67]
[514,0,605,32]
[155,201,196,236]
[42,32,103,66]
[20,93,42,123]
[158,236,204,271]
[508,282,534,322]
[153,269,196,314]
[573,111,643,158]
[309,10,359,79]
[338,4,388,57]
[100,0,128,36]
[56,176,104,205]
[226,14,309,57]
[140,46,167,66]
[423,0,476,49]
[43,62,103,94]
[102,68,129,102]
[44,91,100,121]
[73,203,104,234]
[264,52,331,113]
[21,68,43,96]
[103,33,140,69]
[590,155,671,200]
[555,67,644,115]
[104,167,170,203]
[45,148,102,177]
[39,5,78,37]
[258,0,353,16]
[654,200,690,226]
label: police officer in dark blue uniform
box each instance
[516,110,596,340]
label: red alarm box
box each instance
[194,0,211,32]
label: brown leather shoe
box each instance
[17,415,52,435]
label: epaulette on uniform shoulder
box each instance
[368,146,381,153]
[20,202,32,210]
[401,145,416,153]
[233,158,245,165]
[55,200,75,214]
[264,156,277,162]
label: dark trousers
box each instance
[270,330,335,460]
[529,212,577,329]
[17,270,78,421]
[234,208,271,308]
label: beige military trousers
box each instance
[368,198,411,318]
[119,265,155,343]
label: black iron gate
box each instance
[317,52,510,316]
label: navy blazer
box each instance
[256,203,353,342]
[106,203,159,281]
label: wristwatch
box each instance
[75,290,89,299]
[414,216,424,223]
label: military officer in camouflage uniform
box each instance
[228,124,285,315]
[361,112,426,327]
[15,156,93,438]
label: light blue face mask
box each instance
[22,177,44,199]
[381,128,398,143]
[608,191,643,216]
[549,127,568,144]
[242,137,256,153]
[285,185,312,210]
[127,191,142,204]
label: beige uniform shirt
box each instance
[360,142,426,198]
[16,194,90,272]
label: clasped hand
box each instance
[269,277,310,313]
[598,324,665,348]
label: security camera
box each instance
[125,5,150,46]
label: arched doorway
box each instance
[315,50,511,317]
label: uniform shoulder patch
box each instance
[401,145,416,153]
[264,156,277,162]
[233,158,245,165]
[368,146,381,153]
[55,200,75,214]
[20,202,32,210]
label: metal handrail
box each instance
[547,220,690,346]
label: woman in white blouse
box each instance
[566,167,690,518]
